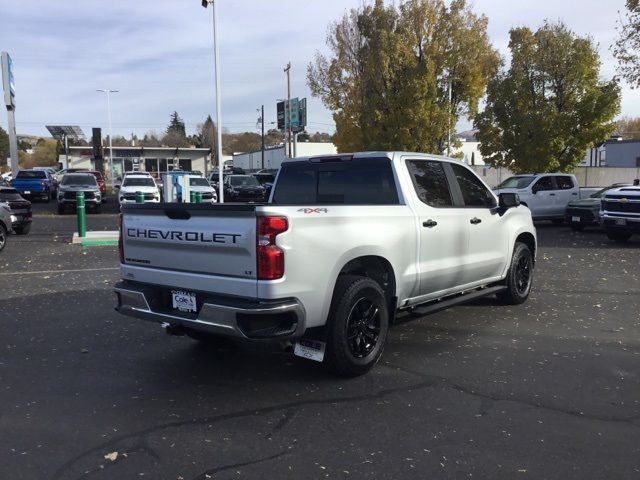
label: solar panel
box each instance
[45,125,85,140]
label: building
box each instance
[600,138,640,167]
[450,130,485,165]
[60,146,216,181]
[232,142,338,171]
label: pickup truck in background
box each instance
[600,185,640,242]
[115,152,537,376]
[11,169,53,202]
[494,173,599,223]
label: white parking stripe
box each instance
[0,267,119,276]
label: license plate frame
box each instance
[294,339,326,362]
[615,218,627,226]
[171,290,197,313]
[571,216,581,222]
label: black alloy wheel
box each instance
[345,298,381,359]
[497,242,533,305]
[0,224,6,252]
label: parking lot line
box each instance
[0,267,119,276]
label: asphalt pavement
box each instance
[1,199,639,480]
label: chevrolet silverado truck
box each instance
[115,152,537,376]
[600,185,640,242]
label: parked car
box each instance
[57,173,103,214]
[494,173,594,223]
[79,170,107,201]
[187,175,218,203]
[564,184,630,231]
[223,174,266,202]
[115,152,536,376]
[0,187,32,234]
[253,172,276,198]
[118,174,160,206]
[0,171,12,184]
[0,201,12,252]
[600,185,640,242]
[11,169,53,202]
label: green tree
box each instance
[307,0,498,153]
[614,0,640,88]
[0,127,8,165]
[141,131,162,147]
[31,139,59,167]
[163,111,188,147]
[475,22,621,173]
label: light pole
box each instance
[96,89,118,185]
[202,0,224,202]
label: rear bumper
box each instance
[114,280,306,340]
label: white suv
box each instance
[118,175,160,206]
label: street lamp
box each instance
[201,0,224,202]
[96,89,118,185]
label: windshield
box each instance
[16,170,46,179]
[229,176,259,187]
[0,189,22,200]
[497,176,535,189]
[254,174,275,184]
[123,177,156,187]
[62,175,97,186]
[189,177,210,187]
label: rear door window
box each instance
[555,176,575,190]
[405,160,453,208]
[533,176,555,191]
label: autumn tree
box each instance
[31,139,58,167]
[307,0,499,153]
[0,127,8,165]
[141,131,162,147]
[614,116,640,139]
[475,22,620,173]
[614,0,640,88]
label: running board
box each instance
[408,285,507,316]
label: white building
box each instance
[233,142,338,171]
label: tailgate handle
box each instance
[164,209,191,220]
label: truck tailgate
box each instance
[121,204,258,295]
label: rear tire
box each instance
[325,275,389,377]
[497,242,533,305]
[93,204,102,214]
[606,229,632,243]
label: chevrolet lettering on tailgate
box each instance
[126,228,241,244]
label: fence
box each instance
[470,166,640,188]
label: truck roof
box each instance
[281,151,456,166]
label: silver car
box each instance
[0,201,13,252]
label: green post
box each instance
[195,191,203,204]
[190,190,196,203]
[76,191,86,238]
[135,191,145,203]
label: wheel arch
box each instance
[515,232,536,264]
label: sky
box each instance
[0,0,637,140]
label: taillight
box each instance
[118,213,124,264]
[257,216,288,280]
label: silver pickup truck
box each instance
[115,152,537,376]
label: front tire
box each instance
[606,229,632,243]
[325,275,389,377]
[14,224,31,235]
[497,242,534,305]
[0,224,7,252]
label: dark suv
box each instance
[0,187,32,234]
[57,173,102,214]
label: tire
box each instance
[551,218,564,225]
[325,275,389,377]
[14,223,31,235]
[570,224,584,231]
[57,204,65,215]
[0,224,7,252]
[497,242,534,305]
[606,229,632,243]
[93,204,102,214]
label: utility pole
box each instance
[96,89,118,184]
[447,79,452,157]
[260,105,265,169]
[284,62,292,158]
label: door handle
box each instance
[549,193,556,196]
[470,217,482,225]
[423,219,438,228]
[572,192,578,195]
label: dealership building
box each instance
[59,146,216,181]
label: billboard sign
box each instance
[277,100,285,130]
[1,52,15,109]
[276,97,307,132]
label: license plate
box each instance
[24,191,30,194]
[615,218,627,226]
[171,290,197,312]
[571,216,581,222]
[294,339,326,362]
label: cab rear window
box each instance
[272,158,399,205]
[16,171,46,179]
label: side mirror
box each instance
[499,192,520,209]
[114,184,121,190]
